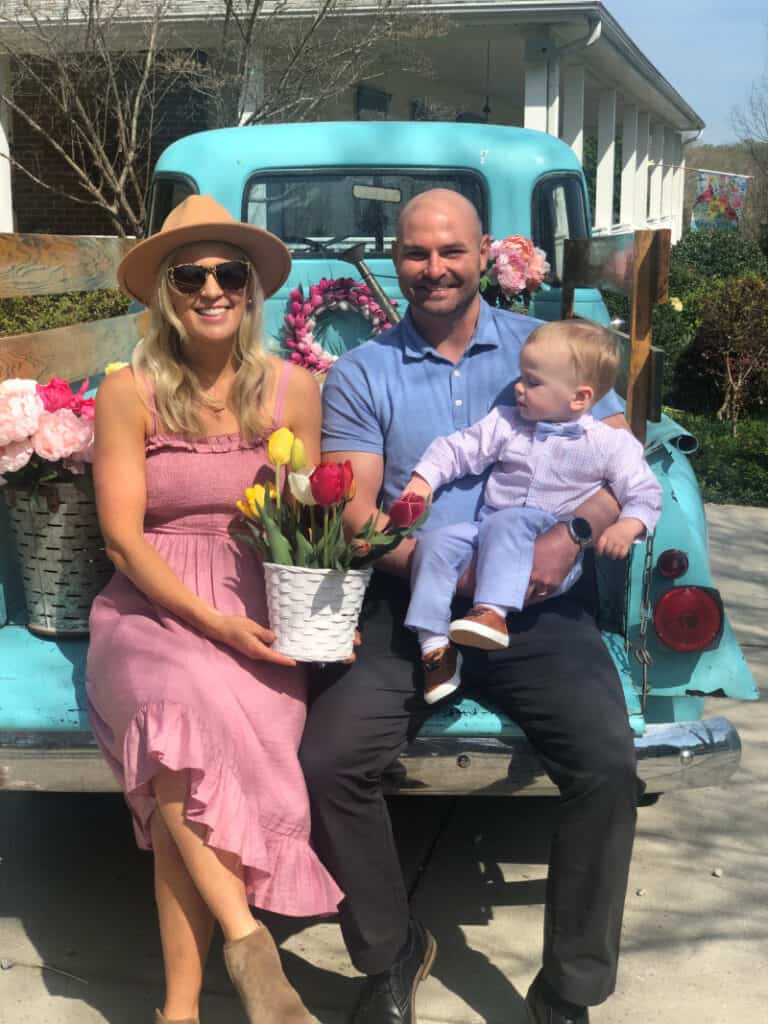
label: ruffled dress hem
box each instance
[119,700,343,918]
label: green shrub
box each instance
[602,287,705,405]
[673,229,768,281]
[669,409,768,506]
[0,290,130,337]
[678,274,768,427]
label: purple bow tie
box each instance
[534,420,586,441]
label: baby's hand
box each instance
[402,474,433,500]
[596,518,646,559]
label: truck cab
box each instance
[0,121,758,795]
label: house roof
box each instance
[0,1,704,131]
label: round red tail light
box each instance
[656,549,689,579]
[653,587,723,653]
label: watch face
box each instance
[571,517,592,542]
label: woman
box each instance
[86,195,342,1024]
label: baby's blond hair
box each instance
[525,320,619,401]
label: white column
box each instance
[673,135,686,243]
[620,104,638,228]
[546,57,560,137]
[524,60,548,133]
[635,111,650,226]
[0,55,14,233]
[595,87,617,231]
[648,122,665,221]
[238,50,265,125]
[661,127,676,222]
[561,63,585,162]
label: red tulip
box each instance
[389,492,426,529]
[309,461,354,506]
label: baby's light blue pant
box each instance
[405,505,584,636]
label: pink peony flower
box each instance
[37,377,75,413]
[0,439,33,475]
[0,379,44,447]
[32,409,94,463]
[526,248,550,290]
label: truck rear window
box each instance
[244,170,487,257]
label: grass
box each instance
[666,409,768,507]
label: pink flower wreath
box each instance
[283,277,398,373]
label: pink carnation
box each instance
[0,439,33,475]
[0,379,44,447]
[32,409,94,463]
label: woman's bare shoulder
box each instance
[96,367,151,430]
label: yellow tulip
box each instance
[289,436,307,472]
[267,427,295,467]
[245,483,267,518]
[236,499,259,521]
[104,361,129,375]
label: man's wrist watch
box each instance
[564,516,593,550]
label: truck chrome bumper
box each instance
[0,718,740,795]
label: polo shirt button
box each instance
[455,399,463,407]
[453,370,461,377]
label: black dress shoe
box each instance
[350,918,437,1023]
[525,973,590,1024]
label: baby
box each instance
[401,319,663,704]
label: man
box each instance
[300,189,642,1024]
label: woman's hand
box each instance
[209,615,297,666]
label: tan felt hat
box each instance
[117,194,291,307]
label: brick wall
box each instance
[11,61,208,237]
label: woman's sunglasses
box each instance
[168,260,251,295]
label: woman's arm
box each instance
[93,369,294,664]
[279,362,322,464]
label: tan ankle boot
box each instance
[154,1012,199,1024]
[223,926,315,1023]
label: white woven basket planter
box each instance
[4,479,113,637]
[262,562,372,662]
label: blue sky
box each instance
[605,2,768,143]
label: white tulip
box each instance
[288,469,317,505]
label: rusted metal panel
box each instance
[0,310,149,383]
[0,233,135,298]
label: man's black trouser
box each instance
[299,569,642,1008]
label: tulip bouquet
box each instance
[236,427,429,660]
[237,427,429,571]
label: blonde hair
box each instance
[525,320,619,401]
[131,248,273,440]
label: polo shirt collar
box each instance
[400,299,502,361]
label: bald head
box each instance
[397,189,483,245]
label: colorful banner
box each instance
[691,171,750,231]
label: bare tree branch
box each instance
[0,0,446,235]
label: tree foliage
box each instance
[687,274,768,432]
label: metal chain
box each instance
[633,532,655,713]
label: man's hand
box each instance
[525,523,580,605]
[401,473,433,500]
[596,518,645,559]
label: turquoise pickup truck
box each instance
[0,121,758,795]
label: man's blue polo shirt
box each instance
[321,302,622,532]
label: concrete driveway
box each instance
[1,504,766,1024]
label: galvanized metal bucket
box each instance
[4,478,113,637]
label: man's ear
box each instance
[571,385,594,412]
[479,233,490,269]
[391,240,400,270]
